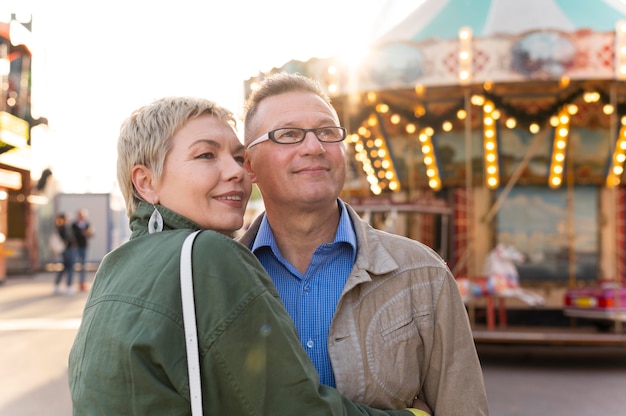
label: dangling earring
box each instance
[148,204,163,234]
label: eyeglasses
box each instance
[247,126,347,149]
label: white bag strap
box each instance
[180,230,203,415]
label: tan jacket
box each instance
[239,202,489,415]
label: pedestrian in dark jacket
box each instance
[53,213,76,295]
[71,208,94,291]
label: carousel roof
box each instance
[245,1,626,196]
[375,0,626,44]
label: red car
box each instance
[564,280,626,330]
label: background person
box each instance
[71,208,94,291]
[53,212,76,295]
[68,95,428,416]
[240,72,488,414]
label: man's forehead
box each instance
[257,92,338,125]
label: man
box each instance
[52,212,76,294]
[240,73,489,415]
[72,208,94,291]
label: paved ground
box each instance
[2,271,626,415]
[478,343,626,415]
[0,271,92,416]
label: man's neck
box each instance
[264,202,340,274]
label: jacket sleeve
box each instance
[194,236,415,416]
[422,271,490,415]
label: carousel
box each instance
[244,0,626,325]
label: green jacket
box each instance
[69,202,414,415]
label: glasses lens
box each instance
[272,128,306,144]
[315,127,345,142]
[270,127,347,144]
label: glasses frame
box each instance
[247,126,347,149]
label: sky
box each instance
[10,0,419,194]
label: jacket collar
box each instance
[129,201,200,239]
[238,201,400,278]
[344,203,399,280]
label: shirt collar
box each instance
[251,199,357,254]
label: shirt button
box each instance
[304,285,310,293]
[306,339,314,349]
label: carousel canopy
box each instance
[245,0,626,196]
[374,0,626,44]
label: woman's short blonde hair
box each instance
[117,96,237,216]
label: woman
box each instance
[68,96,426,416]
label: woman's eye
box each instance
[234,156,245,164]
[197,152,215,159]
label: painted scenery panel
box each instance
[387,133,427,188]
[434,129,484,186]
[499,126,610,185]
[496,186,598,283]
[499,127,551,182]
[568,127,611,183]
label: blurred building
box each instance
[0,13,47,279]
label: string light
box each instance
[483,100,499,189]
[548,107,571,189]
[458,27,472,85]
[418,127,442,190]
[607,119,626,187]
[334,86,617,193]
[349,113,401,195]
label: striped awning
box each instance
[375,0,626,44]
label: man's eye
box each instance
[197,152,215,159]
[234,156,245,164]
[276,129,300,140]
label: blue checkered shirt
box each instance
[250,200,357,387]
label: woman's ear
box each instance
[132,165,158,203]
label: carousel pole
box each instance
[613,21,626,333]
[610,82,623,334]
[566,124,575,291]
[464,87,475,328]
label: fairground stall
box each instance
[244,0,626,335]
[0,13,48,278]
